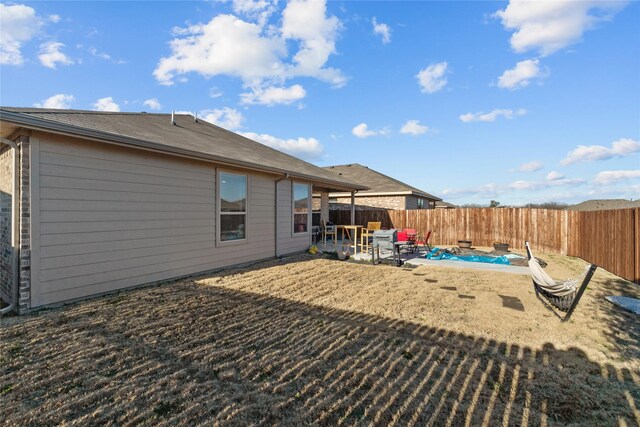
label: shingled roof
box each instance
[568,199,640,211]
[322,163,441,200]
[0,108,367,192]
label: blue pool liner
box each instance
[425,247,511,265]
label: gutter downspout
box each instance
[274,173,290,258]
[0,138,20,315]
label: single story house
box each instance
[435,201,457,209]
[314,163,441,210]
[0,108,366,314]
[568,199,640,211]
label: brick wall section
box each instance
[0,145,13,303]
[313,195,437,211]
[18,138,30,312]
[335,196,407,210]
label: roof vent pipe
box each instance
[194,112,198,123]
[171,111,175,125]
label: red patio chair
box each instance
[396,229,417,253]
[418,230,432,251]
[405,228,418,253]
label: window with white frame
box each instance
[219,172,247,242]
[293,183,309,234]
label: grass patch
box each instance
[0,384,14,396]
[154,401,182,418]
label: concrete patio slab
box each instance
[405,257,531,275]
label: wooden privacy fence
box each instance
[330,208,640,285]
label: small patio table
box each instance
[336,225,363,254]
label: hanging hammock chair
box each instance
[525,241,597,322]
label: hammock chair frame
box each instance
[525,241,597,322]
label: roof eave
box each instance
[329,190,442,201]
[0,110,367,192]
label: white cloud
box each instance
[209,87,223,98]
[400,120,428,136]
[441,184,501,199]
[553,178,585,187]
[232,0,277,26]
[0,4,43,65]
[93,97,120,112]
[281,0,344,85]
[38,41,73,69]
[88,47,111,60]
[459,108,526,123]
[508,180,546,191]
[352,122,387,138]
[154,14,285,85]
[494,1,627,56]
[519,160,543,172]
[240,84,306,106]
[49,14,61,23]
[154,0,344,100]
[416,62,448,94]
[87,46,125,64]
[442,176,585,199]
[143,98,162,110]
[240,132,323,161]
[546,171,565,181]
[594,170,640,185]
[498,59,549,90]
[509,177,585,191]
[560,138,640,165]
[34,93,75,109]
[199,107,244,130]
[372,17,391,44]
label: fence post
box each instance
[636,208,640,285]
[561,210,568,256]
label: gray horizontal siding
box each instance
[41,210,213,223]
[32,134,277,307]
[41,175,213,196]
[39,163,211,189]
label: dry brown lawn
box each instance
[1,250,639,426]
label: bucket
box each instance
[493,242,509,252]
[458,240,472,249]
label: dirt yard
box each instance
[1,251,639,426]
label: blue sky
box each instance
[1,0,639,205]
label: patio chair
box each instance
[404,228,418,253]
[395,230,414,254]
[311,225,322,245]
[417,230,432,251]
[360,221,382,252]
[525,241,597,322]
[322,221,337,248]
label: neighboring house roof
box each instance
[567,199,640,211]
[435,201,457,208]
[322,163,442,201]
[327,202,388,211]
[0,108,367,192]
